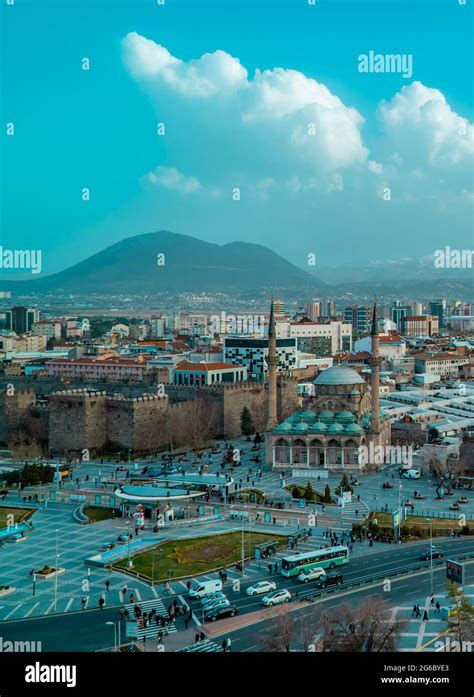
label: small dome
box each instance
[314,366,365,386]
[345,423,364,435]
[293,422,309,433]
[327,422,344,434]
[274,421,293,433]
[308,422,327,433]
[299,410,317,423]
[336,410,355,424]
[319,410,335,424]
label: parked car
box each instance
[297,567,326,583]
[246,581,277,596]
[159,465,183,475]
[420,549,444,561]
[314,572,343,589]
[204,605,239,622]
[261,589,292,606]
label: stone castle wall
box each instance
[0,388,37,444]
[8,378,300,454]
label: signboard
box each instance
[299,498,306,509]
[337,497,345,509]
[392,508,402,528]
[342,491,352,504]
[446,559,464,584]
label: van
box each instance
[402,469,421,479]
[188,578,223,599]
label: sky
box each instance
[1,0,473,277]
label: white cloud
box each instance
[378,81,474,169]
[144,166,201,193]
[123,34,473,204]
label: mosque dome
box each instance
[319,410,335,424]
[299,410,317,423]
[344,423,364,435]
[336,410,356,424]
[308,422,327,434]
[314,366,365,386]
[327,422,344,434]
[293,422,309,433]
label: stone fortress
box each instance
[0,378,300,456]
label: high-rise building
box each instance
[5,306,41,334]
[304,301,320,321]
[391,301,412,330]
[325,299,336,316]
[344,306,371,335]
[429,299,447,330]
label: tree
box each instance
[240,407,255,436]
[8,432,43,461]
[315,598,407,652]
[291,486,301,500]
[336,473,353,496]
[259,606,319,652]
[304,482,316,502]
[323,484,332,503]
[446,583,474,649]
[20,463,54,487]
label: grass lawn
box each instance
[0,506,34,529]
[115,532,286,581]
[84,506,121,523]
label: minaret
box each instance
[266,300,279,431]
[368,301,382,449]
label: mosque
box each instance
[265,302,391,470]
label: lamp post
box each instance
[106,621,117,652]
[53,529,59,611]
[127,520,133,568]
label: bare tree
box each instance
[259,606,319,652]
[8,431,44,460]
[315,598,407,652]
[167,399,217,456]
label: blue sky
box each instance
[1,0,473,276]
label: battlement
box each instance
[51,389,107,399]
[107,393,168,404]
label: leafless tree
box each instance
[8,431,44,460]
[314,598,407,652]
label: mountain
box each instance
[1,231,323,294]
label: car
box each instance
[261,589,292,606]
[420,549,444,561]
[246,581,277,596]
[201,598,231,613]
[159,465,183,475]
[314,572,343,589]
[200,594,229,609]
[297,567,326,583]
[204,605,239,622]
[200,592,226,607]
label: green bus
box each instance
[280,545,349,577]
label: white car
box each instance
[246,581,277,597]
[200,592,226,608]
[297,567,326,584]
[261,589,292,606]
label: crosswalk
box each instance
[124,597,178,639]
[178,639,223,652]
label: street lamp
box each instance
[106,621,117,652]
[53,529,59,611]
[127,521,133,568]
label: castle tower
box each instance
[368,301,382,448]
[266,300,279,430]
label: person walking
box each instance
[98,596,105,610]
[221,638,227,652]
[429,593,435,606]
[105,579,111,592]
[411,604,417,617]
[422,610,428,621]
[81,596,87,610]
[129,593,134,604]
[435,602,441,614]
[226,637,232,652]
